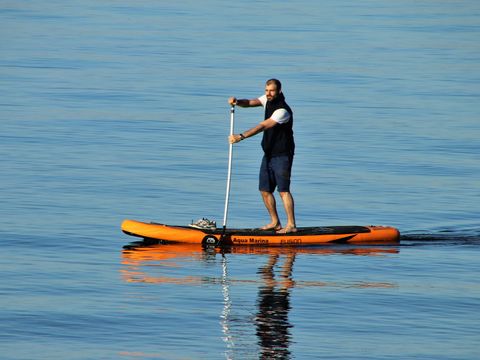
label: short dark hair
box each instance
[266,78,282,92]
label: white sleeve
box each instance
[257,95,291,124]
[270,109,291,124]
[258,94,267,107]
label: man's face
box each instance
[265,83,279,101]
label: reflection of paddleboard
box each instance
[122,242,399,261]
[121,242,399,285]
[121,219,400,246]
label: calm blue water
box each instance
[1,1,479,359]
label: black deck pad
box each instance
[222,226,371,236]
[149,224,372,236]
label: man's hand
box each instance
[229,134,242,144]
[228,97,236,106]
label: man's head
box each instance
[265,78,282,101]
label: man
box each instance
[228,79,297,233]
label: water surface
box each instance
[1,1,479,359]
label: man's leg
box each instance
[278,191,296,233]
[260,190,281,230]
[269,155,296,233]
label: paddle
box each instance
[218,105,236,247]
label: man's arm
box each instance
[228,97,262,107]
[229,118,277,144]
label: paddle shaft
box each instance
[221,105,235,239]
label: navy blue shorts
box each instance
[259,155,294,193]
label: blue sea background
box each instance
[1,1,479,359]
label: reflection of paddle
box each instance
[218,105,235,247]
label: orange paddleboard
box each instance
[121,219,400,247]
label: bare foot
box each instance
[276,226,297,234]
[259,223,282,231]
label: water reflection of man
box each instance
[256,253,295,359]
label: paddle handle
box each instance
[222,105,235,232]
